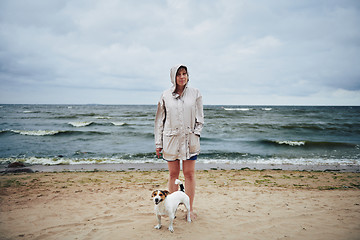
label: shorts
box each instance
[163,155,197,162]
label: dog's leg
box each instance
[154,214,162,230]
[168,214,175,233]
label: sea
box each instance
[0,104,359,168]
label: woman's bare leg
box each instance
[183,160,197,220]
[167,160,180,193]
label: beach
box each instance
[1,168,360,240]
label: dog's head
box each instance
[151,190,169,205]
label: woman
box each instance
[154,64,204,220]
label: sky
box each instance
[0,0,359,105]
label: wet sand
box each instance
[1,162,359,174]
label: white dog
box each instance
[151,179,191,232]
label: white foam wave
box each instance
[11,130,61,136]
[94,116,112,119]
[276,141,305,146]
[0,157,164,165]
[68,121,93,127]
[1,156,357,167]
[199,157,359,166]
[224,108,250,111]
[111,122,126,126]
[262,108,272,111]
[23,110,34,113]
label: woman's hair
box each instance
[176,66,188,76]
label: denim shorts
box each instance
[163,155,197,162]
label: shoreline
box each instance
[1,162,359,173]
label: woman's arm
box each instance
[194,91,204,136]
[154,95,166,156]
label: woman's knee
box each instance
[183,160,195,180]
[183,168,195,180]
[169,170,180,179]
[168,161,180,178]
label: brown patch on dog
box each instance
[162,190,170,197]
[151,190,158,198]
[158,191,166,201]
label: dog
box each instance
[151,179,191,232]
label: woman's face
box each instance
[176,68,188,87]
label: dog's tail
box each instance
[175,179,185,192]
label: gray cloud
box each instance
[0,0,359,105]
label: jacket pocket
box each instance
[189,133,200,154]
[163,131,179,158]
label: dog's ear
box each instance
[162,190,170,197]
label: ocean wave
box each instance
[94,116,112,119]
[261,139,358,148]
[276,140,305,146]
[55,115,116,121]
[56,113,97,119]
[201,152,254,159]
[0,130,9,135]
[266,123,357,132]
[10,130,63,136]
[222,107,272,111]
[120,131,154,138]
[223,107,251,111]
[6,129,110,137]
[210,121,358,133]
[68,121,94,127]
[78,113,97,117]
[1,155,358,166]
[0,154,162,165]
[200,137,223,142]
[305,141,358,148]
[111,122,127,126]
[22,110,40,113]
[282,124,326,131]
[198,158,359,166]
[53,115,79,119]
[58,130,111,136]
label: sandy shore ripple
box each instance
[1,169,360,240]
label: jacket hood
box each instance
[170,64,188,89]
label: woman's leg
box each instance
[167,160,180,193]
[183,160,196,219]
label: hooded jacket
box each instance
[154,64,204,160]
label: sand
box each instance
[1,169,360,240]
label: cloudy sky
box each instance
[0,0,359,105]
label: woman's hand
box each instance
[156,148,163,158]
